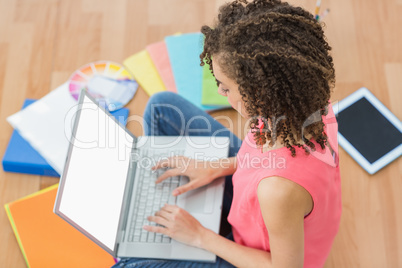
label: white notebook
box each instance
[7,83,77,175]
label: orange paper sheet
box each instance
[146,41,177,93]
[4,184,115,268]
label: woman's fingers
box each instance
[155,168,182,184]
[154,209,173,220]
[151,156,210,196]
[161,204,179,213]
[147,215,169,227]
[151,158,171,170]
[142,225,169,236]
[144,205,179,235]
[152,156,188,170]
[157,174,204,196]
[153,156,190,184]
[172,181,198,196]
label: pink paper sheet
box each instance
[146,41,177,93]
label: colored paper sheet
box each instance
[2,99,129,177]
[146,41,177,93]
[165,33,220,111]
[123,50,166,96]
[201,64,230,106]
[4,185,115,268]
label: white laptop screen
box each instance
[58,94,134,252]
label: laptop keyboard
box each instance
[127,149,185,243]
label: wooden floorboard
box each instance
[0,0,401,267]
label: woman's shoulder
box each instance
[257,176,313,217]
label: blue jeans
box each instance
[112,92,241,268]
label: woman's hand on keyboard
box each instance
[152,156,218,196]
[144,204,206,248]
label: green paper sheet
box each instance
[201,64,230,106]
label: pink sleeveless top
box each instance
[227,105,341,268]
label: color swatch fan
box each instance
[69,61,138,111]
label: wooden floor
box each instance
[0,0,401,267]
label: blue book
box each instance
[2,99,130,177]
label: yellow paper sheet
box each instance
[123,50,166,96]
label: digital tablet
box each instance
[333,87,402,174]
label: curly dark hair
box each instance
[200,0,335,156]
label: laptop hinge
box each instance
[115,144,138,247]
[115,242,120,257]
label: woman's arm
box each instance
[145,204,273,268]
[255,177,312,267]
[200,228,273,267]
[211,156,237,177]
[146,175,312,268]
[201,176,310,267]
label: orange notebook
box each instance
[4,184,115,268]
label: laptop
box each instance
[54,91,229,262]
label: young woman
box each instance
[113,0,341,267]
